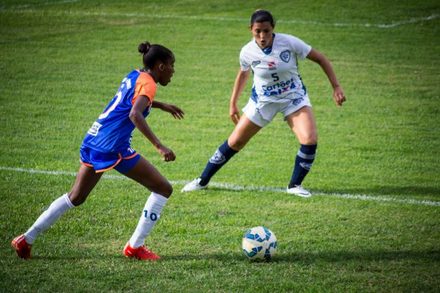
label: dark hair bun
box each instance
[138,41,151,54]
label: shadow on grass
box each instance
[22,248,439,264]
[204,184,440,199]
[14,250,440,266]
[271,249,440,264]
[163,249,440,264]
[321,186,440,198]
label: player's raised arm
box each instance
[306,48,346,106]
[130,95,176,162]
[152,101,185,119]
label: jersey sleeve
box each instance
[132,72,157,104]
[239,46,251,71]
[287,35,312,59]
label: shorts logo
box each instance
[280,50,291,63]
[209,149,226,165]
[87,121,102,136]
[291,97,304,106]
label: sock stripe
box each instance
[297,150,315,160]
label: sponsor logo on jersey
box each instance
[262,78,295,97]
[267,61,277,70]
[252,60,261,67]
[87,121,102,136]
[280,50,291,63]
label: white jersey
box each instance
[239,33,312,104]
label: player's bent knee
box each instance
[162,183,173,198]
[300,134,318,145]
[150,181,173,198]
[228,139,246,151]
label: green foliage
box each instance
[0,0,439,292]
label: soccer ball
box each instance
[242,226,277,261]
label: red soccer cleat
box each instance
[123,242,160,261]
[11,234,32,259]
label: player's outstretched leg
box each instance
[11,194,74,259]
[11,165,102,258]
[182,141,238,192]
[182,115,260,193]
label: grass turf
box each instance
[0,0,439,291]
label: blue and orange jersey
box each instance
[82,70,157,153]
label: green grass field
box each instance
[1,0,439,291]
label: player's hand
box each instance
[230,104,240,125]
[157,144,176,162]
[162,103,185,119]
[333,86,346,106]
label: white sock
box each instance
[24,193,74,244]
[129,192,168,248]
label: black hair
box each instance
[138,41,174,69]
[250,9,275,27]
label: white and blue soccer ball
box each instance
[242,226,277,261]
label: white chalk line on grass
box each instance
[0,4,438,29]
[1,166,439,207]
[2,0,78,9]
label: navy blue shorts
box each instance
[80,145,141,174]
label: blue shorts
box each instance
[80,145,141,174]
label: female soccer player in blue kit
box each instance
[12,41,184,260]
[182,10,346,197]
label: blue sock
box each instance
[288,144,317,188]
[200,141,238,186]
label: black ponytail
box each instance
[138,41,174,69]
[138,41,152,55]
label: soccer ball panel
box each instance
[242,226,277,261]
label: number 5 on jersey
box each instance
[99,78,132,119]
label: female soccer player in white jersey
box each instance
[12,41,184,260]
[182,10,346,197]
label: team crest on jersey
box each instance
[280,50,291,63]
